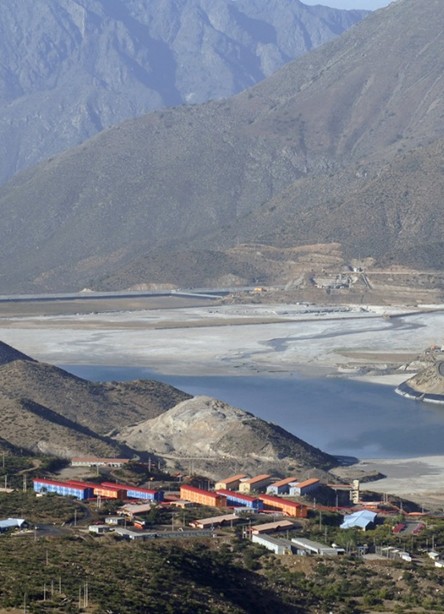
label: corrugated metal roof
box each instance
[0,518,26,529]
[251,520,295,533]
[242,474,272,485]
[340,510,377,529]
[293,478,320,488]
[259,494,302,509]
[216,474,248,484]
[269,477,299,488]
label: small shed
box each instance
[291,537,343,557]
[0,518,27,532]
[105,516,125,526]
[88,524,112,535]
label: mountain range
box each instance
[0,0,442,293]
[0,341,335,476]
[0,0,366,186]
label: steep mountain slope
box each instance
[0,0,441,292]
[0,358,191,436]
[0,394,125,458]
[118,395,336,478]
[204,138,444,265]
[0,0,366,186]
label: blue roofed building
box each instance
[340,510,377,531]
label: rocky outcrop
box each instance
[396,361,444,405]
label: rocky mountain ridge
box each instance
[0,0,441,293]
[0,0,366,186]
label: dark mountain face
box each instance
[0,0,366,186]
[0,0,442,293]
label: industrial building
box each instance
[291,537,343,557]
[114,527,214,540]
[216,489,264,510]
[289,478,320,497]
[33,478,96,500]
[214,474,248,491]
[252,534,299,555]
[258,494,308,518]
[180,485,226,508]
[266,477,299,496]
[239,474,272,494]
[340,510,377,530]
[100,482,164,502]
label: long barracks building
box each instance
[100,482,164,502]
[33,478,164,502]
[33,478,97,500]
[216,489,264,510]
[258,494,308,518]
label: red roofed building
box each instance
[258,494,308,518]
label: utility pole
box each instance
[79,581,89,609]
